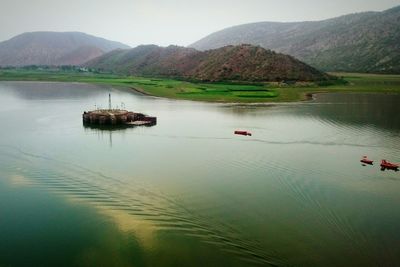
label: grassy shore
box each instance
[0,69,399,102]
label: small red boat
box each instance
[380,160,399,170]
[360,156,373,165]
[234,130,252,136]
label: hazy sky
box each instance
[0,0,398,47]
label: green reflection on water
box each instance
[0,178,145,267]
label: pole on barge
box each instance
[108,93,111,110]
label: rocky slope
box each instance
[190,5,400,73]
[86,44,330,82]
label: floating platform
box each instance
[82,109,156,127]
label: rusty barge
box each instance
[82,94,156,127]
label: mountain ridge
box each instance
[190,5,400,73]
[0,31,130,66]
[86,44,330,82]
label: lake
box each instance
[0,81,399,267]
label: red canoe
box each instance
[234,130,252,136]
[360,156,373,165]
[380,160,399,169]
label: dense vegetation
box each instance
[190,5,400,74]
[86,44,330,82]
[0,32,129,67]
[1,68,399,103]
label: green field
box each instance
[0,69,399,102]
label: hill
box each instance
[0,31,130,66]
[86,44,329,82]
[190,5,400,74]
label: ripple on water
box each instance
[0,146,288,267]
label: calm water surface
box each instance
[0,82,399,267]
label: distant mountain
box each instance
[86,44,330,82]
[190,5,400,74]
[0,32,130,66]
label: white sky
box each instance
[0,0,398,47]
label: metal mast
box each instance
[108,93,112,110]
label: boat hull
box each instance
[380,160,399,171]
[361,159,373,165]
[234,130,252,136]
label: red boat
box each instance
[234,130,252,136]
[360,156,373,165]
[380,160,399,170]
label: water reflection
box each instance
[0,81,107,99]
[219,93,400,132]
[381,167,399,172]
[0,177,146,267]
[83,123,157,147]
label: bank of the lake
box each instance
[0,69,399,103]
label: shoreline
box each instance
[0,71,399,103]
[2,78,398,107]
[129,86,154,96]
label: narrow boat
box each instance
[360,156,373,165]
[234,130,252,136]
[380,160,399,170]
